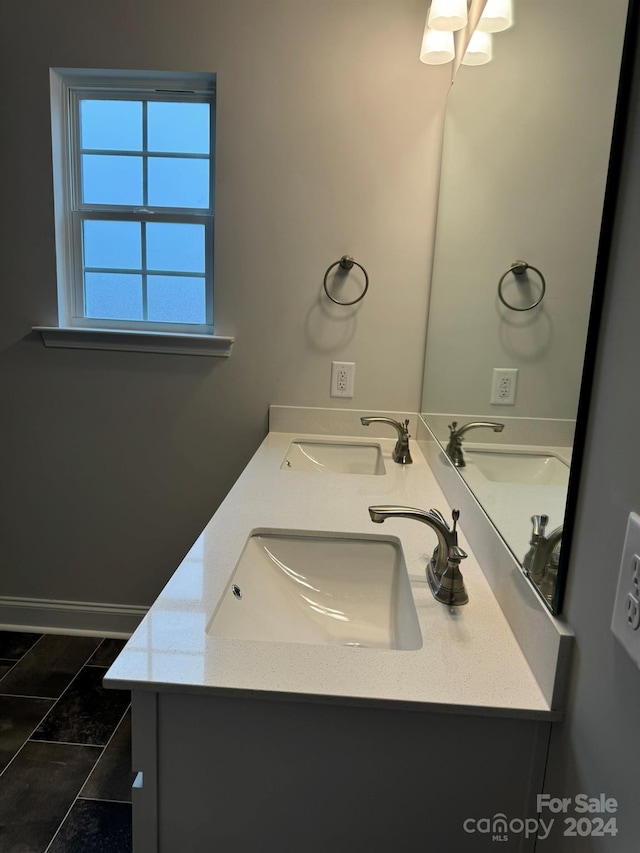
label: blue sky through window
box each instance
[147,223,205,273]
[78,98,211,325]
[80,100,143,150]
[147,102,209,154]
[83,221,141,269]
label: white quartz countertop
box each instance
[105,426,556,719]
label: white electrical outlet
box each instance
[611,512,640,667]
[330,361,355,398]
[491,368,518,405]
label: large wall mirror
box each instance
[421,0,629,613]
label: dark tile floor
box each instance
[0,631,133,852]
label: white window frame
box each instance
[42,69,233,356]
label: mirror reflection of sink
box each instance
[207,530,422,650]
[281,440,386,475]
[464,450,569,486]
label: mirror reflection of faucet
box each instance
[368,505,468,605]
[445,421,505,468]
[523,514,563,604]
[360,416,412,464]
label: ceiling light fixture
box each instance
[476,0,514,33]
[427,0,469,32]
[461,30,493,65]
[419,26,455,64]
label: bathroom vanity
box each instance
[106,406,572,852]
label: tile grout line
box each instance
[0,691,59,700]
[31,698,131,751]
[0,698,103,782]
[79,795,133,805]
[0,633,132,851]
[0,661,17,681]
[42,703,133,852]
[28,662,111,738]
[91,702,132,757]
[29,738,105,749]
[37,638,128,853]
[18,637,116,748]
[0,639,116,777]
[0,637,47,780]
[0,633,45,691]
[0,635,107,704]
[80,702,132,791]
[42,757,108,853]
[21,654,125,778]
[74,636,115,673]
[0,696,60,781]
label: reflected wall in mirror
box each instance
[420,0,629,612]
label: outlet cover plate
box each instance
[491,368,518,405]
[611,512,640,668]
[330,361,355,398]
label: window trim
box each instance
[43,68,232,356]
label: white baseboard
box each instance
[0,596,148,638]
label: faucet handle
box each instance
[431,542,469,605]
[429,507,449,529]
[530,514,549,539]
[429,508,461,534]
[449,543,468,562]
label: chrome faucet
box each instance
[523,515,563,600]
[368,505,468,605]
[360,417,412,464]
[445,420,505,468]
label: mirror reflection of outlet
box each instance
[611,513,640,667]
[491,368,518,405]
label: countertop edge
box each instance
[105,676,561,721]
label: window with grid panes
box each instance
[52,71,215,336]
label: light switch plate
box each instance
[611,512,640,668]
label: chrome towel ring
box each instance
[323,255,369,306]
[498,260,546,311]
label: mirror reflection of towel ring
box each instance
[498,260,546,311]
[323,255,369,306]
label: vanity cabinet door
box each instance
[137,692,551,852]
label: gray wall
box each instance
[421,0,627,420]
[543,7,640,849]
[0,0,449,606]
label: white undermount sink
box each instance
[281,440,386,475]
[464,449,569,486]
[207,530,422,650]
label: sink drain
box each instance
[232,584,242,599]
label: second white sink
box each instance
[281,440,386,475]
[207,530,422,650]
[464,449,569,486]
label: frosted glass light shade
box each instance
[420,27,455,64]
[476,0,514,33]
[461,30,493,65]
[427,0,468,32]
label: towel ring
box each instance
[323,255,369,306]
[498,260,546,311]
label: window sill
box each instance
[33,326,234,357]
